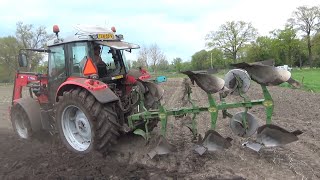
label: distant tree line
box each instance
[131,43,168,72]
[191,5,320,71]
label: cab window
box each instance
[100,46,117,71]
[70,42,88,76]
[121,50,129,71]
[48,45,66,78]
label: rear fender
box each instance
[127,68,151,81]
[56,78,119,104]
[126,68,151,93]
[12,97,42,132]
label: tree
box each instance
[126,60,132,69]
[312,32,320,66]
[172,57,182,72]
[15,21,54,71]
[272,26,302,66]
[135,43,167,71]
[207,48,225,67]
[157,58,169,71]
[191,50,209,70]
[206,21,258,62]
[243,36,275,63]
[180,61,192,71]
[148,43,165,72]
[0,36,20,78]
[131,60,140,69]
[289,6,320,67]
[36,61,48,74]
[136,45,149,68]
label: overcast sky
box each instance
[0,0,319,62]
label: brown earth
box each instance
[0,78,319,180]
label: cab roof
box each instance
[47,25,137,49]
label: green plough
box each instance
[128,60,303,158]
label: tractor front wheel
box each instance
[11,104,33,139]
[56,88,120,155]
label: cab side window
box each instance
[100,47,117,70]
[70,42,88,76]
[48,45,65,78]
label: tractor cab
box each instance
[15,25,148,107]
[47,25,139,82]
[22,25,145,104]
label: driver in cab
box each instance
[92,44,108,77]
[93,45,106,66]
[80,44,107,77]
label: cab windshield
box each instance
[99,46,125,74]
[68,41,134,78]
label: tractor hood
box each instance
[96,41,140,50]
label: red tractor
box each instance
[10,25,162,155]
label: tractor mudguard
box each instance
[12,97,42,132]
[127,68,151,81]
[56,78,119,104]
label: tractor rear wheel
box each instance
[56,88,120,155]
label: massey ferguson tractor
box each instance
[10,25,302,158]
[11,25,159,154]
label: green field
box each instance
[281,68,320,93]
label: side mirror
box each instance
[18,53,27,67]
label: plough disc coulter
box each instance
[128,61,302,158]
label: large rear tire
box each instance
[56,88,120,155]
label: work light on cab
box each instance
[53,25,60,38]
[111,26,116,32]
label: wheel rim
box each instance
[15,113,29,139]
[62,105,92,152]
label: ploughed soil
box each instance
[0,78,319,180]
